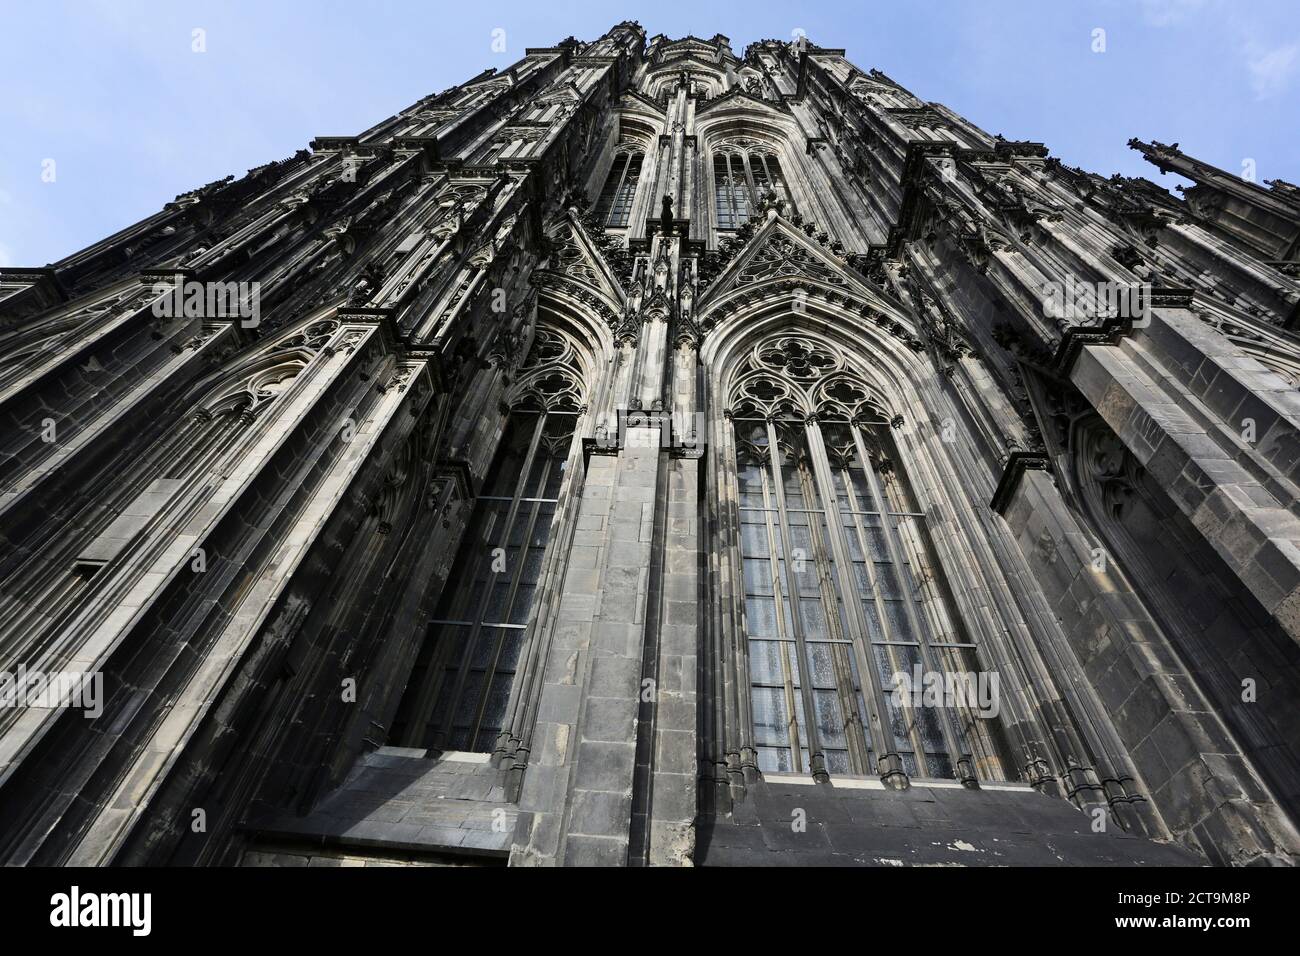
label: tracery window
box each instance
[594,150,644,228]
[727,333,1007,781]
[712,140,791,230]
[393,326,587,752]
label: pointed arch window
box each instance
[712,143,792,230]
[595,150,644,228]
[727,334,1010,782]
[393,327,587,752]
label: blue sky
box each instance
[1,0,1297,267]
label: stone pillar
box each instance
[510,426,663,865]
[642,448,700,865]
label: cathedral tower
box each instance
[2,23,1299,867]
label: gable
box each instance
[534,212,627,313]
[699,217,883,306]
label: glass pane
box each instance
[481,671,514,735]
[864,517,890,561]
[748,640,787,686]
[743,557,774,596]
[507,503,533,546]
[875,646,913,748]
[767,155,787,199]
[746,597,779,637]
[509,585,535,624]
[875,564,905,600]
[487,416,537,495]
[883,600,913,640]
[520,547,546,587]
[815,689,847,748]
[806,642,836,687]
[800,599,829,641]
[530,503,555,547]
[918,706,948,760]
[861,600,886,642]
[751,687,792,746]
[852,560,871,593]
[926,753,954,780]
[737,463,766,506]
[498,630,524,671]
[730,155,751,221]
[758,747,793,774]
[595,153,628,225]
[740,520,770,558]
[843,517,865,561]
[428,667,455,727]
[454,670,486,724]
[485,579,511,623]
[788,528,817,591]
[474,726,501,753]
[470,629,498,669]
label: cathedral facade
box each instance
[2,23,1299,867]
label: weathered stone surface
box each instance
[698,780,1205,867]
[1,25,1297,870]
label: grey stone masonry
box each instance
[698,778,1205,867]
[644,454,699,866]
[1001,469,1300,865]
[246,747,515,860]
[512,428,664,866]
[1070,323,1300,643]
[2,23,1299,867]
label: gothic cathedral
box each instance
[3,23,1299,867]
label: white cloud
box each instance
[1245,41,1300,99]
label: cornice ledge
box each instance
[990,451,1052,514]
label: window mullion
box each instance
[804,421,904,783]
[724,153,738,229]
[796,433,871,777]
[770,154,796,217]
[612,155,631,227]
[853,425,973,784]
[845,427,932,773]
[468,449,555,745]
[742,155,759,214]
[729,167,737,230]
[599,153,627,226]
[759,462,802,773]
[766,420,828,781]
[399,418,529,748]
[436,410,547,750]
[731,154,746,226]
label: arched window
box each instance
[727,333,1009,781]
[595,150,644,228]
[393,326,587,752]
[712,142,792,230]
